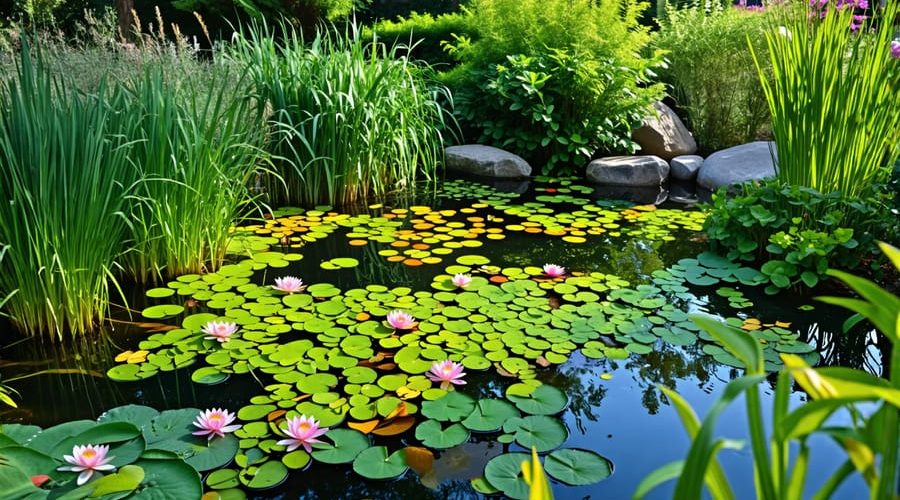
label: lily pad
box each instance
[505,384,568,415]
[414,420,469,449]
[311,429,369,464]
[483,453,530,500]
[352,446,408,480]
[461,399,520,432]
[544,448,613,486]
[421,392,476,422]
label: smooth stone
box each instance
[632,101,697,161]
[586,155,669,187]
[697,141,777,191]
[592,184,668,205]
[670,155,703,181]
[445,144,532,178]
[668,180,699,205]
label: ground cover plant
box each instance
[753,0,900,198]
[228,23,454,207]
[654,0,772,152]
[442,0,664,175]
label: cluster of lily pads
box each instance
[40,178,820,496]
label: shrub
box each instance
[228,23,454,207]
[703,180,899,293]
[654,1,772,152]
[365,11,472,68]
[752,0,900,198]
[172,0,357,25]
[0,41,138,338]
[444,0,664,175]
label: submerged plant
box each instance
[58,444,116,485]
[277,415,329,453]
[427,360,467,390]
[228,22,454,207]
[193,408,241,441]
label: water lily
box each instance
[192,408,241,441]
[58,444,115,485]
[451,273,472,288]
[427,360,467,390]
[276,415,328,452]
[386,310,416,330]
[273,276,306,294]
[202,321,238,343]
[892,40,900,59]
[542,264,566,278]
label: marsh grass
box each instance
[229,23,454,207]
[752,1,900,199]
[0,42,137,338]
[121,67,267,282]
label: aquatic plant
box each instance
[193,408,242,441]
[59,444,116,485]
[542,264,566,278]
[228,23,453,207]
[451,273,473,288]
[426,360,467,390]
[273,276,306,294]
[752,0,900,198]
[636,243,900,500]
[0,39,137,338]
[121,65,265,282]
[277,415,329,453]
[386,310,417,330]
[202,321,238,343]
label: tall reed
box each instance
[228,23,454,207]
[0,41,137,338]
[751,1,900,199]
[121,67,266,282]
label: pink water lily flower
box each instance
[276,415,329,452]
[192,408,241,441]
[58,444,116,485]
[451,273,472,288]
[203,321,238,343]
[892,40,900,59]
[427,360,467,390]
[542,264,566,278]
[386,310,417,330]
[273,276,306,294]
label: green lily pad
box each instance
[311,429,369,464]
[352,446,408,480]
[508,415,567,452]
[421,392,476,422]
[483,453,530,500]
[415,420,469,449]
[142,304,185,319]
[461,399,520,432]
[505,384,568,415]
[544,448,613,486]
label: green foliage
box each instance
[636,250,900,500]
[752,1,900,198]
[444,0,664,175]
[703,180,898,293]
[228,23,454,207]
[654,2,772,152]
[365,11,472,67]
[120,66,265,283]
[0,39,138,338]
[173,0,358,24]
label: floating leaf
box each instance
[352,446,408,480]
[544,448,613,486]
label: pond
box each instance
[0,177,882,498]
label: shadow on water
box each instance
[0,175,882,498]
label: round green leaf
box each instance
[544,448,613,486]
[352,446,408,480]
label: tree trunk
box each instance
[115,0,135,42]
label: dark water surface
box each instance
[0,178,883,499]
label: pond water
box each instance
[0,177,883,499]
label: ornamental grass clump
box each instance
[228,23,454,207]
[0,41,137,339]
[752,0,900,199]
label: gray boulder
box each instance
[697,141,777,191]
[632,102,698,161]
[445,145,531,178]
[586,155,669,187]
[670,155,703,181]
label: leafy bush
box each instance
[173,0,357,25]
[228,24,454,207]
[654,1,772,152]
[636,243,900,500]
[444,0,664,175]
[753,1,900,198]
[703,180,899,293]
[365,11,472,67]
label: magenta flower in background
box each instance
[202,321,238,343]
[892,41,900,59]
[277,415,328,452]
[386,310,417,330]
[542,264,566,278]
[427,360,467,390]
[192,408,241,440]
[272,276,306,294]
[58,445,116,485]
